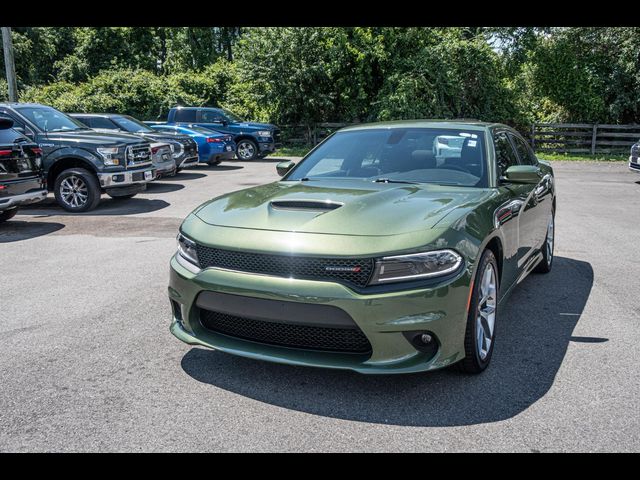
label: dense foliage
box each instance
[3,27,639,132]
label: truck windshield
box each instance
[286,128,488,188]
[16,106,88,133]
[114,116,155,133]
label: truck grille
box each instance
[195,245,375,288]
[200,309,372,354]
[126,144,152,167]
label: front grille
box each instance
[200,309,372,353]
[195,245,375,288]
[126,144,152,167]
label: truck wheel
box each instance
[54,168,101,213]
[236,139,258,161]
[0,208,18,223]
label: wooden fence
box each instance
[280,122,640,154]
[530,123,640,154]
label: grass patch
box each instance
[538,152,628,162]
[270,145,311,157]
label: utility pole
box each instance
[2,27,18,102]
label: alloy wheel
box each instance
[60,175,89,209]
[237,141,256,160]
[476,263,497,360]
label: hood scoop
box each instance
[269,200,343,212]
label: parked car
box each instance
[0,116,47,222]
[149,142,176,179]
[0,104,155,212]
[69,113,199,172]
[165,106,281,161]
[629,140,640,173]
[168,120,556,375]
[147,124,235,166]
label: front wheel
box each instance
[54,168,101,212]
[459,249,499,374]
[534,212,554,274]
[0,208,18,223]
[236,139,258,161]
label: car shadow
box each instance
[0,220,65,243]
[20,197,170,216]
[181,256,594,427]
[165,172,207,181]
[145,182,185,194]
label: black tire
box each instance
[54,168,101,213]
[534,210,555,274]
[0,208,18,223]
[459,249,500,374]
[107,193,137,200]
[236,139,259,161]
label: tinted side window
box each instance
[173,109,197,123]
[509,133,538,166]
[494,131,520,178]
[88,117,117,129]
[200,110,225,123]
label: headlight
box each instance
[257,130,272,137]
[171,142,184,158]
[369,249,463,284]
[177,232,200,267]
[97,147,122,166]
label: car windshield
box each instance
[114,115,155,133]
[16,106,88,132]
[219,108,244,123]
[286,128,488,187]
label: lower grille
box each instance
[195,246,375,288]
[200,309,372,354]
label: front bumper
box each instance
[178,156,199,169]
[0,188,48,211]
[98,165,156,188]
[168,254,471,374]
[258,141,281,154]
[153,158,177,178]
[629,156,640,173]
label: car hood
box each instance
[44,129,149,146]
[194,179,492,236]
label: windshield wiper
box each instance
[372,178,420,185]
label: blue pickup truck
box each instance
[165,107,281,161]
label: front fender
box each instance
[44,147,102,172]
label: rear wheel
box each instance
[54,168,101,212]
[0,208,18,223]
[459,249,499,374]
[534,212,554,274]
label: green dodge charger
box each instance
[168,120,555,374]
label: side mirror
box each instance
[503,165,542,184]
[276,160,295,177]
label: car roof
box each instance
[68,113,123,118]
[339,119,509,132]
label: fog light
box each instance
[112,174,125,183]
[420,333,433,344]
[403,331,439,359]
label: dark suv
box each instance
[69,113,199,172]
[0,116,47,222]
[0,103,155,212]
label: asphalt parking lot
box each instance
[1,158,639,452]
